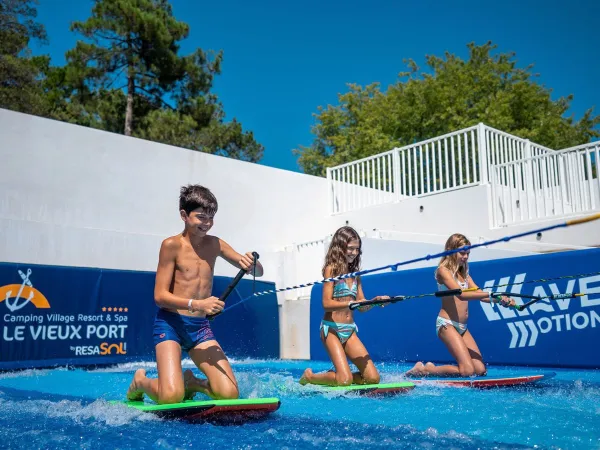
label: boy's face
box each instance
[181,208,214,237]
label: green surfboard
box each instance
[310,382,415,396]
[113,397,281,421]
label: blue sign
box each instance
[310,248,600,369]
[0,263,279,370]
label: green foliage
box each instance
[53,0,263,162]
[0,0,48,114]
[136,109,263,161]
[296,42,600,176]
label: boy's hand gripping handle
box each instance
[207,251,259,320]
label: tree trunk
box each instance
[124,72,134,136]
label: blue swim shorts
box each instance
[153,308,215,351]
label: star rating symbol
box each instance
[100,307,129,313]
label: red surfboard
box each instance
[410,372,555,388]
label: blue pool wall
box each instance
[0,262,279,370]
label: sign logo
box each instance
[0,269,50,312]
[480,273,600,349]
[70,342,127,356]
[1,264,134,369]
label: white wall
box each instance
[0,109,331,280]
[4,109,593,276]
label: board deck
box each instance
[411,372,556,388]
[308,382,416,396]
[114,397,281,421]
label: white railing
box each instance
[395,125,481,197]
[491,142,600,227]
[327,123,552,214]
[327,149,397,215]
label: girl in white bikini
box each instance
[406,233,515,377]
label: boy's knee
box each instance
[158,386,185,404]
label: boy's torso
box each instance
[169,234,220,316]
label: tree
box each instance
[55,0,262,161]
[295,42,600,176]
[0,0,49,114]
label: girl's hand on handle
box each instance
[356,298,372,312]
[358,295,390,312]
[500,296,516,308]
[374,295,390,305]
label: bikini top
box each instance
[435,269,469,291]
[332,279,358,299]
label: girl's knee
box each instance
[362,367,380,384]
[158,385,185,404]
[336,372,353,386]
[458,362,475,377]
[473,360,486,376]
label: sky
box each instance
[31,0,599,173]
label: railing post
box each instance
[392,148,401,202]
[490,163,498,227]
[477,123,488,184]
[524,139,535,216]
[326,167,333,215]
[524,139,532,159]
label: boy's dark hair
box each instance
[179,185,218,215]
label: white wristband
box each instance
[188,299,194,313]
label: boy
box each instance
[126,184,263,404]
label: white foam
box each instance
[0,397,158,426]
[87,361,158,373]
[0,367,63,379]
[87,357,287,373]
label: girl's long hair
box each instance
[322,226,362,278]
[437,233,471,279]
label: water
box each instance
[0,360,598,449]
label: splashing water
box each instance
[0,360,598,449]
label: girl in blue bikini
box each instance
[300,226,389,387]
[407,233,515,377]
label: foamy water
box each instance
[0,360,598,449]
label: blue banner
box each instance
[310,248,600,368]
[0,262,279,370]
